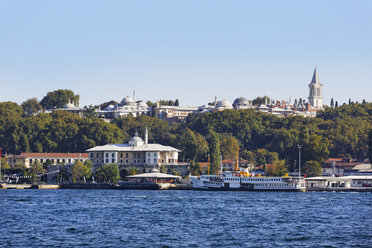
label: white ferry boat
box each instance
[190,169,306,192]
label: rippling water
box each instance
[0,190,371,247]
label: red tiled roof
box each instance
[20,153,89,158]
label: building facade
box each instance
[87,127,188,176]
[19,153,89,168]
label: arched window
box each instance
[317,88,320,96]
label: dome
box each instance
[121,96,135,106]
[64,102,75,109]
[137,101,148,107]
[216,99,233,109]
[128,131,144,147]
[233,97,250,107]
[105,104,115,110]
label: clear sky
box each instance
[0,0,371,107]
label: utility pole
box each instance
[298,145,302,177]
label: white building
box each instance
[96,96,152,119]
[87,127,181,170]
[308,68,324,109]
[154,103,198,122]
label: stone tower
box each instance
[308,68,323,109]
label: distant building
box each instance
[308,68,324,109]
[95,96,152,119]
[87,127,188,176]
[154,102,198,122]
[20,153,89,168]
[51,100,84,117]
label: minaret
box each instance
[145,125,148,145]
[308,68,323,109]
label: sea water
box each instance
[0,190,371,247]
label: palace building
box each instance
[86,127,188,176]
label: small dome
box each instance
[137,101,148,107]
[64,102,75,109]
[216,99,233,109]
[150,168,159,173]
[233,97,250,107]
[105,104,115,110]
[128,131,144,147]
[121,96,135,106]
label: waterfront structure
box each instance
[20,153,88,168]
[125,168,181,189]
[308,68,324,109]
[305,175,372,191]
[86,127,188,176]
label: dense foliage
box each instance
[40,89,80,109]
[0,99,371,174]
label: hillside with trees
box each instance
[0,93,371,176]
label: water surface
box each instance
[0,190,371,247]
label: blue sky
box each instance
[0,0,371,107]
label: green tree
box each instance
[303,160,322,177]
[84,159,93,178]
[29,160,44,184]
[159,164,166,173]
[0,102,23,117]
[100,163,120,183]
[189,160,202,176]
[21,98,42,116]
[208,130,220,174]
[40,89,80,109]
[174,99,179,106]
[57,166,70,183]
[71,160,90,183]
[220,135,239,160]
[265,159,287,176]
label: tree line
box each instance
[0,90,371,178]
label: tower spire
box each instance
[311,67,319,84]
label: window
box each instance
[106,153,108,158]
[90,153,94,158]
[120,159,123,163]
[41,159,44,163]
[30,159,33,163]
[148,153,150,157]
[126,153,128,158]
[161,159,164,163]
[52,159,54,164]
[154,153,157,157]
[120,153,123,158]
[153,159,157,163]
[138,153,141,158]
[69,159,71,163]
[106,159,108,163]
[57,159,60,163]
[134,160,136,163]
[112,153,114,158]
[112,159,114,163]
